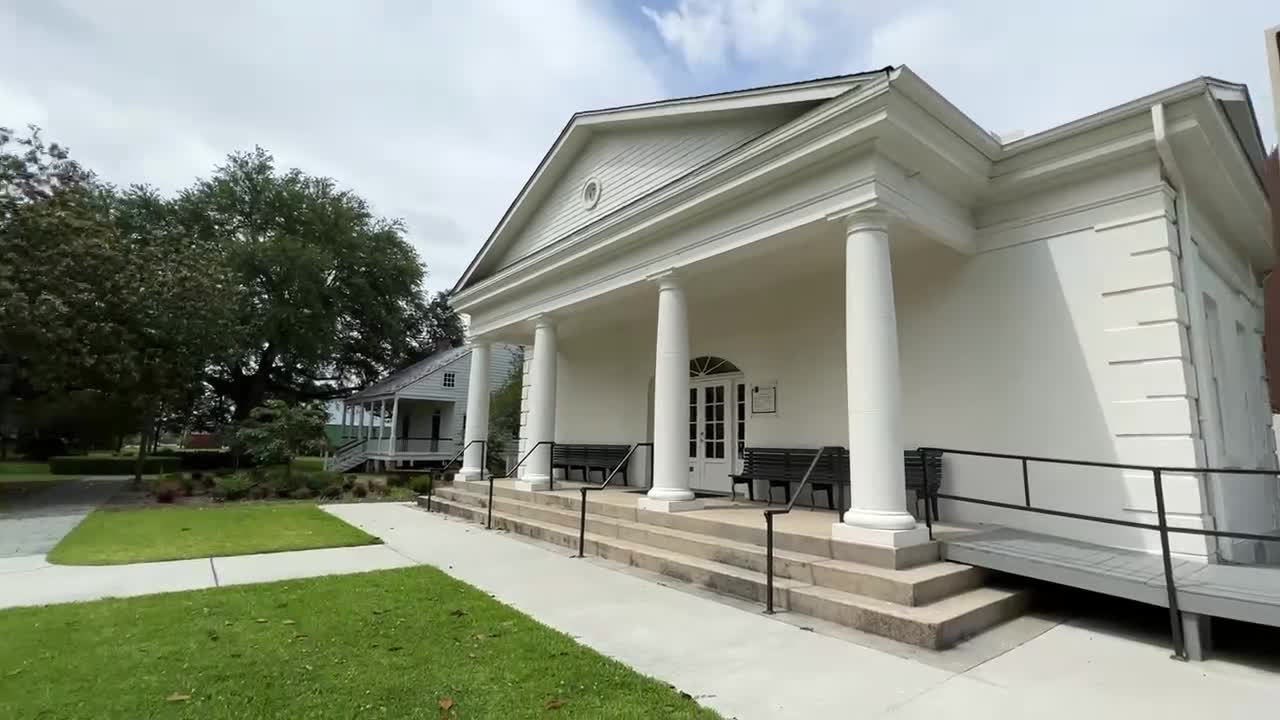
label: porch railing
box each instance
[762,446,834,614]
[574,443,653,558]
[914,445,1280,661]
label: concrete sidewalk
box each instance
[0,543,413,609]
[325,503,1280,720]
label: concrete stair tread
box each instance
[424,495,1022,628]
[433,485,975,583]
[790,582,1023,623]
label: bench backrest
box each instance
[553,443,633,468]
[741,447,943,489]
[740,447,849,482]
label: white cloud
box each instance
[0,0,667,289]
[642,1,1278,146]
[641,0,829,70]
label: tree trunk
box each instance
[134,408,155,486]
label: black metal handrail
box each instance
[762,446,833,614]
[430,439,485,522]
[575,443,653,558]
[915,445,1280,661]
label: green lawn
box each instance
[291,455,325,472]
[48,504,380,565]
[0,461,53,481]
[0,566,717,719]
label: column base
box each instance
[831,521,930,548]
[637,497,704,513]
[457,467,484,482]
[513,477,550,492]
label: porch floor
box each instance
[943,527,1280,628]
[502,479,979,545]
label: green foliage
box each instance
[289,486,314,500]
[49,455,177,475]
[319,483,343,499]
[486,349,523,471]
[211,473,254,501]
[179,147,462,417]
[409,474,433,495]
[235,400,328,471]
[304,470,340,494]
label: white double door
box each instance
[688,378,742,493]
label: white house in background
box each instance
[327,343,521,472]
[447,66,1275,564]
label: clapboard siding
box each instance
[397,344,522,403]
[500,109,801,267]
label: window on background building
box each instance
[443,372,456,388]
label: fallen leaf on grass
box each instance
[438,696,454,718]
[545,698,565,710]
[166,692,191,702]
[449,609,467,617]
[255,618,268,624]
[282,619,296,625]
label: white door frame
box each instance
[688,374,743,493]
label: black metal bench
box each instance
[729,447,849,509]
[904,449,943,520]
[553,443,632,484]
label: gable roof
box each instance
[451,69,892,293]
[347,345,470,402]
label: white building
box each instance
[447,66,1275,566]
[329,344,521,472]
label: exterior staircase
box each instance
[420,480,1030,650]
[325,440,368,473]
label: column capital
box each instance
[648,269,683,292]
[843,208,892,236]
[531,314,556,331]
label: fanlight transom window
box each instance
[689,356,740,377]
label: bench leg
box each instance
[747,482,754,502]
[931,494,940,521]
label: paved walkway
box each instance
[3,501,1277,718]
[0,477,128,557]
[323,503,1280,720]
[0,543,413,609]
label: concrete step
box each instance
[421,494,1028,649]
[446,479,940,570]
[433,484,984,606]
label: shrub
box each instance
[49,456,179,475]
[304,471,341,494]
[341,475,356,491]
[153,481,181,503]
[211,473,254,501]
[352,483,368,498]
[320,483,343,499]
[249,484,271,500]
[409,475,432,495]
[289,486,314,500]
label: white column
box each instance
[640,272,701,512]
[388,396,399,459]
[378,399,386,453]
[515,318,557,490]
[460,342,492,481]
[359,404,367,441]
[365,403,372,441]
[833,211,927,547]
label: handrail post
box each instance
[1021,458,1031,507]
[764,512,776,614]
[1153,468,1187,660]
[576,487,588,558]
[547,441,555,491]
[486,442,495,530]
[919,448,933,541]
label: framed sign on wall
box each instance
[751,382,776,414]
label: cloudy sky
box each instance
[2,1,1276,291]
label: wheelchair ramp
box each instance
[942,527,1280,627]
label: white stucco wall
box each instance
[535,159,1274,558]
